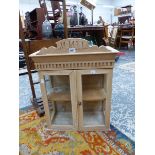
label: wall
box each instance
[19,0,114,24]
[80,0,114,24]
[19,0,134,24]
[113,0,135,7]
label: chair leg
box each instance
[119,42,121,49]
[119,37,122,49]
[133,39,135,49]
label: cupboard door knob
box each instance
[79,102,82,106]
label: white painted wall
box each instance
[112,0,135,7]
[19,0,114,24]
[82,0,114,24]
[19,0,134,24]
[82,0,135,24]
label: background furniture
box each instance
[25,0,68,39]
[68,26,105,46]
[30,38,118,130]
[119,27,135,49]
[19,0,68,114]
[110,26,119,48]
[102,25,109,46]
[39,0,63,36]
[25,8,45,39]
[114,5,133,24]
[25,39,60,70]
[80,0,96,25]
[39,0,53,21]
[20,12,37,106]
[20,12,61,106]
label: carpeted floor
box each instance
[19,50,135,141]
[19,111,135,155]
[111,50,135,141]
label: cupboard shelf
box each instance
[51,111,73,125]
[83,112,105,126]
[48,88,106,102]
[48,91,70,101]
[51,111,106,127]
[83,88,106,101]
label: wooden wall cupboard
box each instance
[30,38,118,131]
[39,69,112,131]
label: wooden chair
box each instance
[102,25,109,46]
[39,0,54,20]
[109,26,118,48]
[119,27,135,49]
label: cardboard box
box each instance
[114,8,121,16]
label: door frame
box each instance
[39,70,78,130]
[76,69,113,130]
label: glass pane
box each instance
[82,74,106,126]
[44,74,73,126]
[44,75,52,95]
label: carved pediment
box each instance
[56,38,89,50]
[34,38,114,56]
[37,46,57,55]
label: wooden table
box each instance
[24,39,60,70]
[68,26,105,46]
[68,26,104,31]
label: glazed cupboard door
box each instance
[77,69,113,130]
[39,70,78,130]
